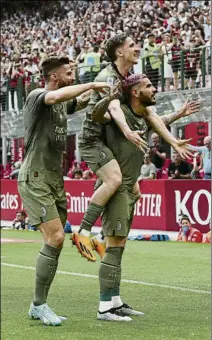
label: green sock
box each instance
[80,202,104,232]
[99,247,124,301]
[34,244,62,306]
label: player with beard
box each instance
[92,74,193,321]
[18,56,111,326]
[72,31,200,261]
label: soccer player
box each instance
[92,74,193,321]
[17,56,111,326]
[72,32,200,261]
[72,33,149,261]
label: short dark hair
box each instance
[41,56,70,80]
[181,216,190,223]
[105,33,128,62]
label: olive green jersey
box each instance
[105,104,148,188]
[18,88,77,186]
[78,63,127,144]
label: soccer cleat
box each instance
[114,303,144,316]
[97,308,132,322]
[28,303,64,326]
[90,236,106,259]
[72,232,96,262]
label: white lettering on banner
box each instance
[66,192,91,213]
[135,194,161,217]
[1,193,19,210]
[175,190,211,225]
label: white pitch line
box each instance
[2,262,210,295]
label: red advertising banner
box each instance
[1,180,211,233]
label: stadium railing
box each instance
[0,46,210,112]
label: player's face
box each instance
[57,64,75,88]
[120,37,139,65]
[135,78,157,106]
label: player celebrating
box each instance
[18,56,111,326]
[72,33,149,261]
[92,74,193,321]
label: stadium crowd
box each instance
[1,0,211,107]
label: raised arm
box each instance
[44,82,111,105]
[146,100,200,126]
[143,110,193,159]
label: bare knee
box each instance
[106,236,127,248]
[43,230,65,248]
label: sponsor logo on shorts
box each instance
[116,219,122,231]
[99,151,107,160]
[41,206,47,217]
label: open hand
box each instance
[179,100,201,117]
[173,138,194,160]
[125,130,148,153]
[92,82,112,94]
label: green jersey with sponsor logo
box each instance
[18,88,77,186]
[105,103,148,188]
[78,63,127,144]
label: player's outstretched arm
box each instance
[44,82,111,105]
[146,100,200,126]
[144,110,193,160]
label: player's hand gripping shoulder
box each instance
[92,80,122,123]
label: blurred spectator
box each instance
[67,160,81,179]
[168,152,192,179]
[83,169,94,179]
[149,133,166,177]
[170,36,183,91]
[190,152,203,179]
[0,69,8,111]
[202,219,211,243]
[9,161,22,179]
[73,169,83,179]
[177,215,203,243]
[189,135,211,179]
[161,33,174,91]
[138,153,156,180]
[12,210,27,230]
[143,33,162,91]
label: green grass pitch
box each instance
[1,229,211,340]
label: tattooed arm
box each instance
[145,100,200,126]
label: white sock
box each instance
[112,296,123,308]
[94,233,105,243]
[98,300,113,313]
[79,229,90,237]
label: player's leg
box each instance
[98,188,144,321]
[91,181,141,260]
[97,189,129,321]
[72,142,122,261]
[18,180,66,326]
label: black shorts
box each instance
[184,69,197,80]
[171,61,181,73]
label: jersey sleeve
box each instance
[26,89,49,114]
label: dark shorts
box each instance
[79,140,115,173]
[184,68,197,80]
[171,61,181,73]
[18,179,67,227]
[102,187,136,237]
